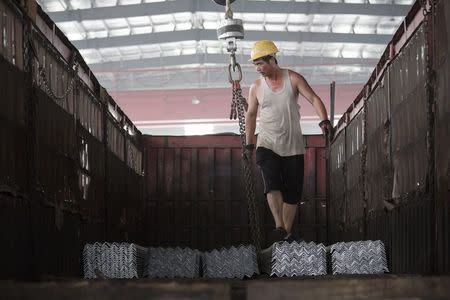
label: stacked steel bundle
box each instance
[202,245,259,279]
[83,242,148,279]
[271,241,327,277]
[331,240,389,274]
[147,247,201,278]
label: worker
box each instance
[244,40,333,243]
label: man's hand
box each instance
[319,119,334,140]
[243,144,255,161]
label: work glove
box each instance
[319,119,334,140]
[243,144,255,162]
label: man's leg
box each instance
[266,191,284,229]
[256,147,283,230]
[281,154,304,239]
[282,203,297,236]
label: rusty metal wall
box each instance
[0,0,23,70]
[329,131,346,243]
[0,0,145,279]
[300,136,327,243]
[344,110,365,241]
[434,0,450,274]
[34,88,78,209]
[388,24,433,274]
[329,11,443,273]
[0,53,31,279]
[365,80,392,268]
[390,27,428,199]
[0,56,28,194]
[144,135,327,250]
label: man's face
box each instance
[253,58,272,77]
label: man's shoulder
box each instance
[251,78,262,89]
[287,69,302,78]
[253,78,262,85]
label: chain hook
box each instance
[230,52,237,70]
[228,62,242,84]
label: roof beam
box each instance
[47,0,411,23]
[95,66,372,91]
[89,54,378,72]
[72,29,391,49]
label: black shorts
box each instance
[255,147,304,204]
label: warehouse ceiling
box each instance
[37,0,414,135]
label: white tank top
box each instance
[256,69,305,156]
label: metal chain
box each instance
[127,141,138,173]
[361,91,369,237]
[23,23,45,198]
[38,60,78,102]
[422,0,435,195]
[232,81,262,251]
[420,0,432,16]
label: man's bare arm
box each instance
[291,71,328,121]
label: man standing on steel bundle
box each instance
[245,40,333,243]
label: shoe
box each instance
[271,227,287,243]
[283,233,299,243]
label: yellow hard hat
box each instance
[249,40,279,61]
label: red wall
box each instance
[111,84,362,123]
[144,134,327,250]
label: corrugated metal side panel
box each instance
[77,125,106,226]
[344,110,365,241]
[434,0,450,274]
[0,195,32,279]
[0,0,23,69]
[106,152,129,241]
[0,0,145,279]
[390,26,428,198]
[33,31,75,117]
[0,56,27,193]
[35,88,78,209]
[366,78,391,269]
[329,131,346,244]
[388,24,433,274]
[144,135,326,250]
[30,201,83,277]
[125,166,145,243]
[366,80,391,213]
[145,137,256,249]
[104,148,144,243]
[390,197,433,273]
[329,20,437,273]
[300,138,327,243]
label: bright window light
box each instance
[66,33,85,41]
[184,124,214,136]
[202,21,218,30]
[87,30,108,39]
[176,22,193,31]
[151,14,174,24]
[244,23,265,31]
[182,48,196,55]
[154,23,176,32]
[174,13,192,22]
[128,16,151,27]
[265,24,286,32]
[109,28,131,37]
[132,26,152,35]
